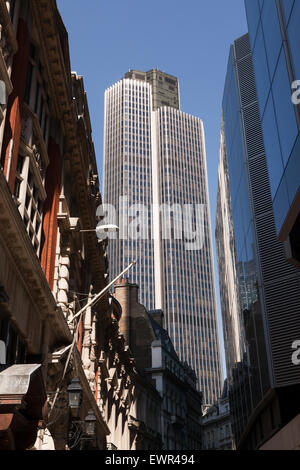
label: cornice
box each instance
[31,1,108,296]
[0,0,18,55]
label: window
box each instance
[272,49,298,166]
[261,93,283,198]
[252,25,271,116]
[165,77,176,86]
[16,154,24,175]
[261,1,282,80]
[244,0,260,48]
[0,314,27,366]
[14,155,24,201]
[14,178,21,198]
[34,82,40,114]
[24,63,33,105]
[9,0,16,21]
[30,43,36,61]
[18,162,44,256]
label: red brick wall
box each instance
[41,137,62,289]
[77,320,83,354]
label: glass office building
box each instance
[244,0,300,264]
[220,33,300,448]
[103,70,222,404]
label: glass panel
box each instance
[281,0,295,25]
[273,175,290,233]
[239,246,250,310]
[245,0,261,48]
[233,202,245,261]
[284,135,300,207]
[272,48,298,166]
[240,171,252,234]
[244,228,258,307]
[261,0,282,80]
[223,51,240,157]
[229,133,243,203]
[261,92,284,199]
[286,0,300,82]
[252,24,271,116]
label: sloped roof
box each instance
[148,312,179,361]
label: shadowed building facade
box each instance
[114,278,203,450]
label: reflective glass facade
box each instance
[220,33,300,447]
[215,117,245,385]
[245,0,300,239]
[222,45,258,319]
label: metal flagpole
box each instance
[67,260,136,324]
[48,260,136,417]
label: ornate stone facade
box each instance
[0,0,109,450]
[96,296,162,450]
[0,1,169,451]
[114,279,203,450]
[201,381,233,450]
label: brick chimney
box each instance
[114,277,130,344]
[149,309,164,328]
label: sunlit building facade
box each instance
[215,118,245,385]
[103,70,222,404]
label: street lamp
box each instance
[68,409,97,450]
[67,378,82,418]
[80,224,119,241]
[84,410,96,437]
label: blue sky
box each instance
[57,0,248,378]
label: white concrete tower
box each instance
[103,70,222,404]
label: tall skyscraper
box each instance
[218,33,300,449]
[244,0,300,266]
[103,69,222,404]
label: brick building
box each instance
[0,0,110,450]
[0,0,170,451]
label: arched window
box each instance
[0,80,6,105]
[0,339,6,364]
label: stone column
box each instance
[114,278,131,346]
[57,251,71,319]
[82,286,96,392]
